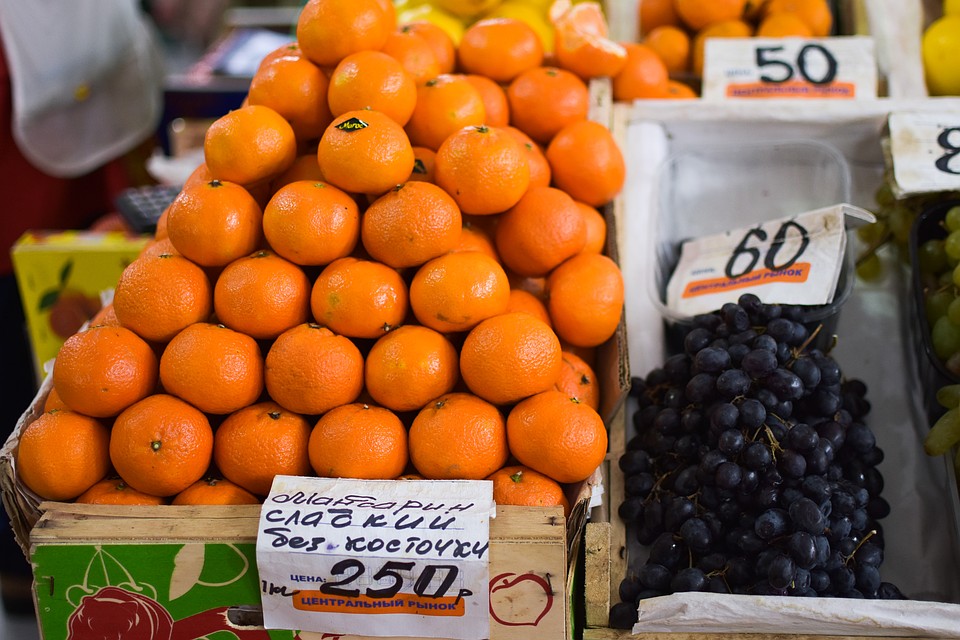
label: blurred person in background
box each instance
[0,0,164,614]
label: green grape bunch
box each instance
[925,383,960,480]
[916,203,960,376]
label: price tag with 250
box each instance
[256,476,494,639]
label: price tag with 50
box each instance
[888,111,960,197]
[666,204,875,317]
[256,476,494,639]
[701,36,877,101]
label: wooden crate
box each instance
[26,502,570,640]
[581,98,960,639]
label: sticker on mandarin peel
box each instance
[256,476,494,639]
[665,204,875,317]
[701,36,877,101]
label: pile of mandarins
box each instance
[15,0,626,515]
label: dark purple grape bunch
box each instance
[609,294,904,630]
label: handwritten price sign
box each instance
[701,36,877,101]
[888,111,960,197]
[666,204,874,317]
[256,476,494,639]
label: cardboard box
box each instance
[583,99,960,637]
[11,230,149,383]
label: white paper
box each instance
[633,592,960,637]
[888,111,960,197]
[256,477,494,639]
[702,36,878,101]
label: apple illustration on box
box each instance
[488,572,554,627]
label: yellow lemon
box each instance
[485,1,555,52]
[946,0,960,16]
[397,3,467,43]
[922,15,960,95]
[434,0,503,19]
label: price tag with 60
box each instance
[256,476,494,639]
[666,204,875,317]
[887,111,960,197]
[701,36,877,101]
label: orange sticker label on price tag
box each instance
[701,36,877,101]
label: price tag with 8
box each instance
[256,476,495,639]
[701,36,877,101]
[665,204,875,317]
[888,111,960,198]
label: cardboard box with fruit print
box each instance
[11,230,149,384]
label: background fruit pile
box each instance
[922,0,960,96]
[633,0,834,97]
[14,0,626,512]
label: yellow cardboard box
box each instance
[11,230,149,383]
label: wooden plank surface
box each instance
[583,632,941,640]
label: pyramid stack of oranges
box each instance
[14,0,627,516]
[625,0,834,99]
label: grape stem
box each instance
[842,529,878,566]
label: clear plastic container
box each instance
[649,139,854,353]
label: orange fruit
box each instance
[505,288,552,327]
[550,0,628,80]
[691,19,753,76]
[611,42,670,100]
[638,0,682,35]
[43,386,68,412]
[506,66,589,145]
[214,250,311,340]
[309,403,408,479]
[213,401,313,496]
[365,325,460,412]
[675,0,749,31]
[165,179,263,267]
[495,186,586,277]
[154,205,170,240]
[318,110,415,196]
[506,389,607,483]
[546,120,625,207]
[401,21,457,73]
[52,325,158,418]
[270,153,325,191]
[434,124,530,215]
[76,477,167,505]
[454,221,499,260]
[110,393,214,497]
[665,79,698,99]
[409,146,437,182]
[488,465,569,515]
[503,126,551,188]
[159,322,264,415]
[381,27,442,84]
[410,251,510,333]
[310,257,409,338]
[247,49,333,141]
[578,201,607,254]
[460,311,562,405]
[756,11,814,37]
[547,252,624,348]
[644,24,691,73]
[764,0,832,36]
[296,0,394,67]
[113,252,213,344]
[327,50,418,126]
[459,18,544,83]
[405,74,486,151]
[409,392,508,479]
[203,105,297,187]
[554,350,600,410]
[172,477,260,505]
[361,181,462,268]
[138,237,179,259]
[265,323,364,415]
[464,74,510,127]
[17,409,110,501]
[262,180,360,267]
